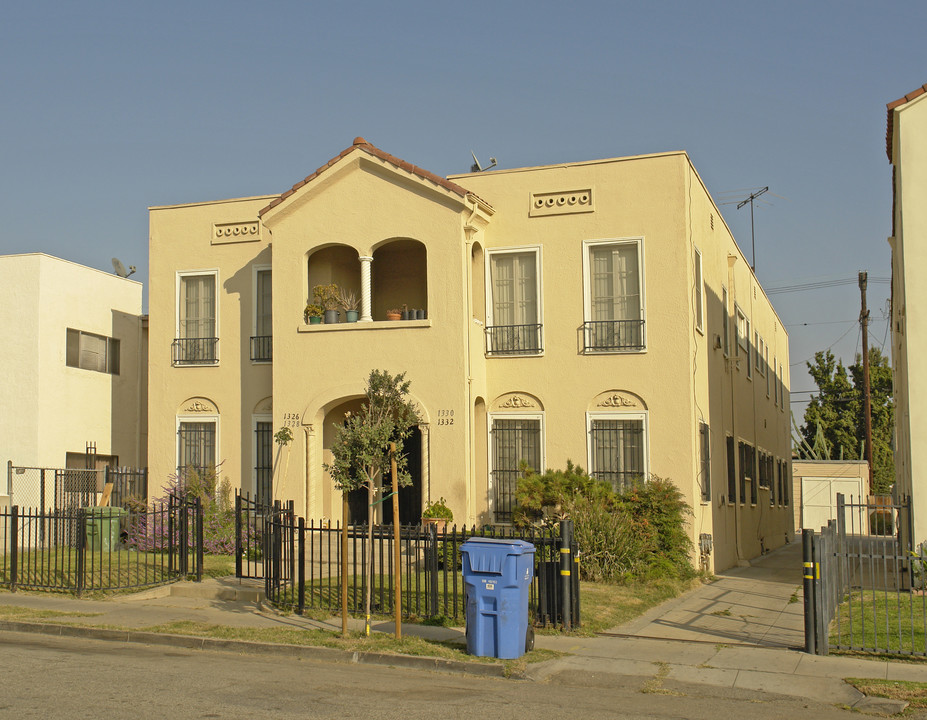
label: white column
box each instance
[360,256,373,322]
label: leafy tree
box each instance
[323,370,420,634]
[798,348,894,493]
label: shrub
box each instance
[127,466,239,555]
[514,462,694,583]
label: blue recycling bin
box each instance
[460,537,535,659]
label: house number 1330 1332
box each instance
[437,409,455,426]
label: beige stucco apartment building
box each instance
[148,138,792,572]
[0,253,147,505]
[888,83,927,549]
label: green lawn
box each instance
[0,547,205,592]
[830,590,927,655]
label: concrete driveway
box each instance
[613,539,805,648]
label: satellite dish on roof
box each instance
[112,258,136,278]
[470,151,497,173]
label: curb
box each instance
[0,620,517,679]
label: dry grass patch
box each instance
[571,576,701,635]
[0,605,101,620]
[846,678,927,709]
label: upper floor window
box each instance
[694,248,704,334]
[66,328,119,375]
[251,267,272,362]
[722,286,730,357]
[174,272,218,366]
[486,249,542,355]
[583,239,645,352]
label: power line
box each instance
[789,321,858,367]
[767,276,890,295]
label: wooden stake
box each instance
[391,442,401,639]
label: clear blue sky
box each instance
[2,0,923,420]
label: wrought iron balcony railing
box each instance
[582,319,645,352]
[172,338,219,366]
[250,335,272,362]
[485,323,543,356]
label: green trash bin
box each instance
[85,507,127,552]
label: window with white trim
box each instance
[175,271,218,365]
[66,328,120,374]
[177,419,217,477]
[699,422,710,502]
[587,412,647,492]
[253,416,273,505]
[251,267,272,362]
[694,248,704,334]
[722,286,730,357]
[765,345,770,397]
[583,239,645,352]
[486,248,542,355]
[489,414,543,523]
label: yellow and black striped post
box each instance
[802,528,816,655]
[560,519,573,631]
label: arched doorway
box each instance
[347,426,422,525]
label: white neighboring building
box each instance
[0,254,147,504]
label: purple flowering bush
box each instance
[126,467,239,555]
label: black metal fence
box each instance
[803,493,926,657]
[234,492,580,627]
[0,497,202,595]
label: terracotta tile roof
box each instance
[259,137,471,216]
[886,83,927,161]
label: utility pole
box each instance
[737,187,768,272]
[859,271,874,493]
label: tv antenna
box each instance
[736,186,768,272]
[112,258,136,278]
[470,151,497,173]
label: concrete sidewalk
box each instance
[0,546,921,715]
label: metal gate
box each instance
[803,493,925,656]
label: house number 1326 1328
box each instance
[437,409,455,426]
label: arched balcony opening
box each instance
[371,239,427,321]
[307,245,361,319]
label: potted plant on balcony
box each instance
[305,303,323,324]
[338,288,360,323]
[313,284,341,324]
[421,496,453,532]
[386,308,402,321]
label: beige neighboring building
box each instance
[792,460,868,532]
[148,138,792,572]
[888,82,927,549]
[0,253,147,504]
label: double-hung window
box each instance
[587,412,647,492]
[486,249,542,355]
[66,328,120,374]
[583,239,644,352]
[174,272,218,365]
[251,267,272,362]
[489,415,542,522]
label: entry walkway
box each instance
[614,540,805,648]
